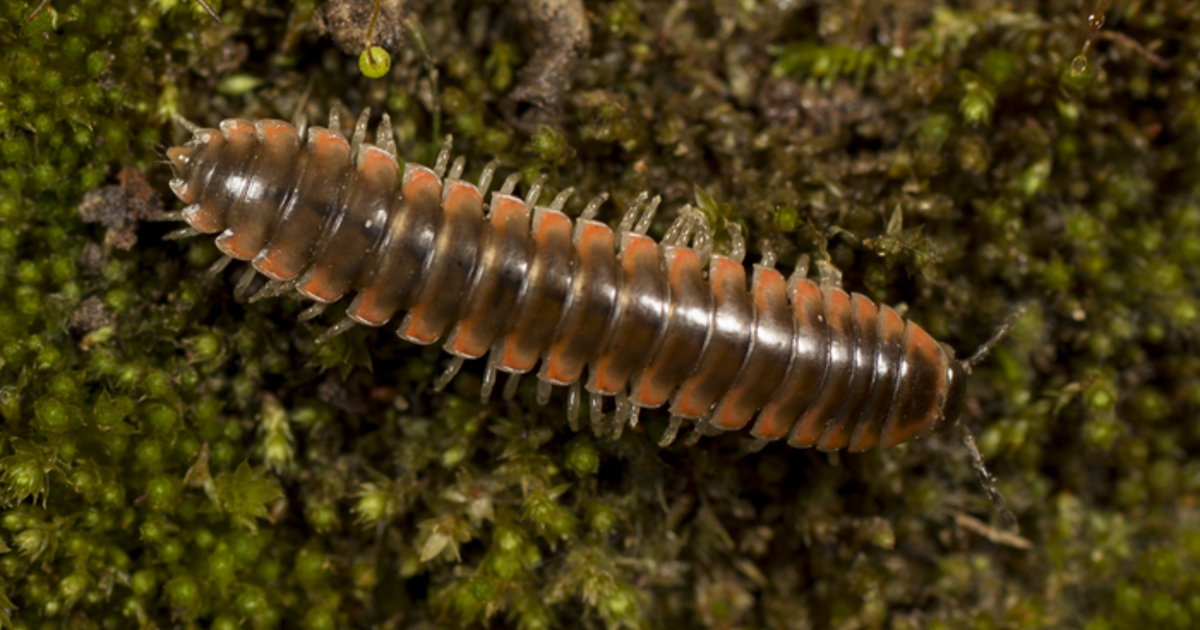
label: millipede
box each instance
[162,107,1020,524]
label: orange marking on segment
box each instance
[589,373,624,395]
[575,221,611,248]
[630,249,703,408]
[447,321,489,358]
[672,385,709,418]
[749,415,790,440]
[788,288,852,448]
[539,361,575,385]
[492,194,530,221]
[847,305,906,452]
[298,267,341,303]
[347,288,391,327]
[215,229,259,261]
[402,179,484,344]
[708,256,744,290]
[816,294,879,451]
[358,145,399,182]
[790,279,822,305]
[402,165,441,201]
[710,267,788,431]
[671,257,746,418]
[442,179,483,214]
[449,195,528,359]
[630,378,671,408]
[499,344,537,373]
[788,415,824,447]
[497,203,561,373]
[881,323,946,448]
[590,234,659,394]
[220,119,256,145]
[542,220,614,385]
[753,267,787,303]
[183,204,221,234]
[750,279,825,439]
[672,394,709,417]
[256,119,297,146]
[253,247,298,281]
[400,314,442,345]
[309,127,350,156]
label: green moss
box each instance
[2,0,1200,628]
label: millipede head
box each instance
[166,129,218,177]
[166,145,196,176]
[941,358,969,431]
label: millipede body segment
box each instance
[166,114,968,452]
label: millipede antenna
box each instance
[959,422,1019,533]
[963,304,1027,373]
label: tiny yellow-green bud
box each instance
[359,46,392,79]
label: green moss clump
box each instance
[2,1,1200,628]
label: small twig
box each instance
[950,510,1034,550]
[1096,31,1169,70]
[25,0,52,22]
[194,0,222,23]
[364,0,382,58]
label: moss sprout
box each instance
[1,0,1199,628]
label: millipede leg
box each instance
[376,113,397,157]
[567,381,582,432]
[351,107,372,156]
[292,77,315,138]
[502,373,521,400]
[616,191,649,239]
[478,160,499,198]
[612,392,631,440]
[446,156,467,185]
[171,113,201,135]
[249,280,294,303]
[683,419,704,446]
[433,136,454,178]
[659,414,684,447]
[498,173,522,196]
[234,266,258,300]
[579,192,609,220]
[524,174,549,208]
[433,356,464,392]
[328,104,345,132]
[684,413,718,446]
[661,206,695,246]
[327,107,340,132]
[815,258,842,289]
[633,195,662,234]
[760,242,777,269]
[548,187,576,212]
[785,254,811,294]
[746,437,770,453]
[165,227,201,240]
[536,379,553,406]
[480,352,499,401]
[589,391,606,437]
[298,302,328,322]
[727,223,746,264]
[148,210,186,222]
[689,207,713,266]
[206,255,233,278]
[315,318,356,345]
[628,405,640,429]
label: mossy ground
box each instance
[1,1,1199,628]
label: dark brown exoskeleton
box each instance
[162,109,1019,526]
